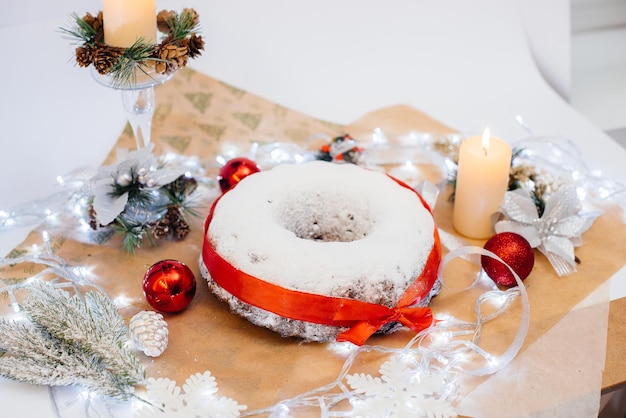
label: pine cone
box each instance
[173,218,190,240]
[157,10,176,33]
[154,60,166,75]
[155,43,188,74]
[129,311,168,357]
[92,45,124,74]
[76,45,95,67]
[165,175,198,201]
[165,206,190,240]
[93,11,104,42]
[82,11,104,42]
[151,217,170,240]
[181,8,200,26]
[187,34,205,58]
[82,12,97,29]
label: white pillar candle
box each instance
[452,128,512,239]
[103,0,157,47]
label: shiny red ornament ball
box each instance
[481,232,534,288]
[143,259,197,313]
[218,157,261,193]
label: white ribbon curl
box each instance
[433,245,531,377]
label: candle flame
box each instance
[481,127,490,156]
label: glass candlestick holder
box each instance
[91,67,175,149]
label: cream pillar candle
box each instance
[103,0,157,47]
[452,128,512,239]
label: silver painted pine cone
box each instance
[129,311,169,357]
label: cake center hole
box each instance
[278,191,374,242]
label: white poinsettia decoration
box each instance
[89,143,187,226]
[346,357,457,418]
[494,185,600,276]
[138,371,247,418]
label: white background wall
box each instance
[571,0,626,139]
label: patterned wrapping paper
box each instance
[1,67,625,415]
[106,68,343,165]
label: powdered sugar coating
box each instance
[203,161,437,341]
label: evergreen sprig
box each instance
[163,175,199,207]
[168,9,201,40]
[107,41,160,88]
[0,281,144,399]
[59,13,98,44]
[113,213,156,255]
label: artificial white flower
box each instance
[89,143,186,225]
[495,185,599,276]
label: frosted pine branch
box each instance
[0,319,133,398]
[0,281,145,400]
[22,281,144,384]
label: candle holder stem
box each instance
[91,66,176,150]
[122,87,155,149]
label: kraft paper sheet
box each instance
[2,68,625,416]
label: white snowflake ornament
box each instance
[137,371,247,417]
[129,311,169,357]
[346,357,457,418]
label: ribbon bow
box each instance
[336,306,433,346]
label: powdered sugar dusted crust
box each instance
[201,161,438,342]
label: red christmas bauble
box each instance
[218,157,261,193]
[143,259,197,313]
[481,232,534,288]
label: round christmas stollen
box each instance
[201,176,442,346]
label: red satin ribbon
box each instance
[202,177,441,346]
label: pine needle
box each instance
[58,13,97,44]
[169,9,201,40]
[107,40,158,87]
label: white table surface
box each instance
[0,1,625,416]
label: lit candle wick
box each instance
[481,127,490,157]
